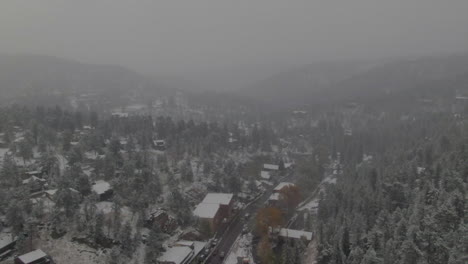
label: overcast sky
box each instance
[1,0,468,89]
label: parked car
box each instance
[211,238,219,247]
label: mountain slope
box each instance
[0,54,171,105]
[241,54,468,107]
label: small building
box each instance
[92,180,113,201]
[146,209,177,233]
[263,164,279,171]
[278,228,313,242]
[0,236,16,260]
[44,188,80,202]
[273,182,296,193]
[154,140,166,151]
[14,249,53,264]
[22,176,47,193]
[260,171,271,180]
[157,240,207,264]
[267,193,281,207]
[24,170,43,178]
[158,246,193,264]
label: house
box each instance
[267,192,281,207]
[201,193,234,219]
[44,188,80,202]
[146,209,177,233]
[278,228,313,242]
[22,176,47,193]
[260,171,271,180]
[92,180,113,201]
[193,203,221,231]
[157,241,207,264]
[0,235,16,261]
[193,193,233,231]
[158,246,193,264]
[273,182,296,193]
[14,249,53,264]
[154,140,166,151]
[24,170,43,179]
[263,164,279,171]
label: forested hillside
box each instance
[0,54,171,106]
[315,112,467,264]
[242,54,468,108]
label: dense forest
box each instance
[315,112,467,264]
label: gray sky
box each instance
[1,0,468,90]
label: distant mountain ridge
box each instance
[241,53,468,107]
[0,54,171,105]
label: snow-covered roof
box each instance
[193,203,220,219]
[0,234,14,249]
[269,193,280,201]
[273,182,295,192]
[279,228,313,241]
[92,180,111,195]
[202,193,233,206]
[17,249,47,263]
[111,112,129,117]
[263,164,279,171]
[260,171,271,180]
[158,246,193,264]
[45,189,57,196]
[22,176,46,185]
[173,241,194,247]
[25,170,41,175]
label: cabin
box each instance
[92,180,113,201]
[14,249,53,264]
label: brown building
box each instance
[193,193,233,231]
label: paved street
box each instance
[206,171,295,264]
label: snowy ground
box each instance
[298,198,319,212]
[38,235,108,264]
[0,148,9,168]
[303,239,318,264]
[223,234,255,264]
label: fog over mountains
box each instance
[2,52,468,111]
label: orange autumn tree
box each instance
[255,207,283,236]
